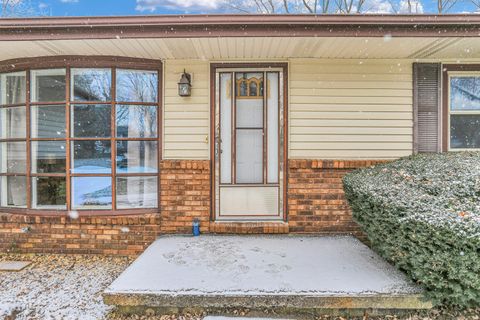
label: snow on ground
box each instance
[0,253,132,320]
[106,235,420,296]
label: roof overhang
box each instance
[0,14,480,41]
[0,36,479,62]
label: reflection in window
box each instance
[72,68,111,102]
[72,104,111,138]
[450,115,480,149]
[116,141,157,173]
[32,141,66,174]
[117,176,157,208]
[116,105,157,138]
[72,177,112,209]
[0,107,26,138]
[116,69,158,103]
[0,72,26,105]
[72,140,111,174]
[31,69,66,102]
[32,177,66,209]
[0,142,26,173]
[1,176,26,207]
[450,77,480,111]
[31,105,66,138]
[450,76,480,149]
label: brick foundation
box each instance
[0,213,160,255]
[0,159,388,255]
[287,159,387,237]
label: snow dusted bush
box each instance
[343,152,480,307]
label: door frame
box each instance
[209,62,289,222]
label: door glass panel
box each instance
[235,73,263,128]
[31,69,66,102]
[220,73,232,184]
[31,105,66,138]
[236,72,263,98]
[267,72,279,184]
[236,99,263,128]
[236,129,263,183]
[0,107,26,138]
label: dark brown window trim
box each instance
[0,55,163,217]
[210,62,289,222]
[0,56,162,73]
[1,14,480,41]
[442,64,480,152]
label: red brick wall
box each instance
[160,160,211,234]
[287,159,387,236]
[0,159,389,255]
[0,213,160,255]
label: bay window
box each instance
[0,58,160,213]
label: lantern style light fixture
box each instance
[178,70,192,97]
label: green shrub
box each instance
[343,152,480,307]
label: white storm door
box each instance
[215,70,283,220]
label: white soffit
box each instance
[0,37,479,61]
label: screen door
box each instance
[214,70,284,220]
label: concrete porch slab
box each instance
[103,235,431,315]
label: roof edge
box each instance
[0,14,480,40]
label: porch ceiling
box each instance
[0,36,479,62]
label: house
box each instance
[0,14,478,255]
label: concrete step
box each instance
[103,291,431,317]
[103,235,432,317]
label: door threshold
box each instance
[214,219,286,223]
[210,221,289,234]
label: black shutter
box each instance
[413,63,442,153]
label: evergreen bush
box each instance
[343,152,480,307]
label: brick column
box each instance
[159,160,211,233]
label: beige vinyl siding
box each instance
[163,59,210,159]
[289,59,414,160]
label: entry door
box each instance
[215,70,284,220]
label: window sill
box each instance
[0,207,160,217]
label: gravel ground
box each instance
[0,253,132,320]
[0,253,479,320]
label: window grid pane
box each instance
[450,75,480,150]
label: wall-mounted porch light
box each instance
[178,70,192,97]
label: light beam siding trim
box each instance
[289,59,413,160]
[163,59,210,159]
